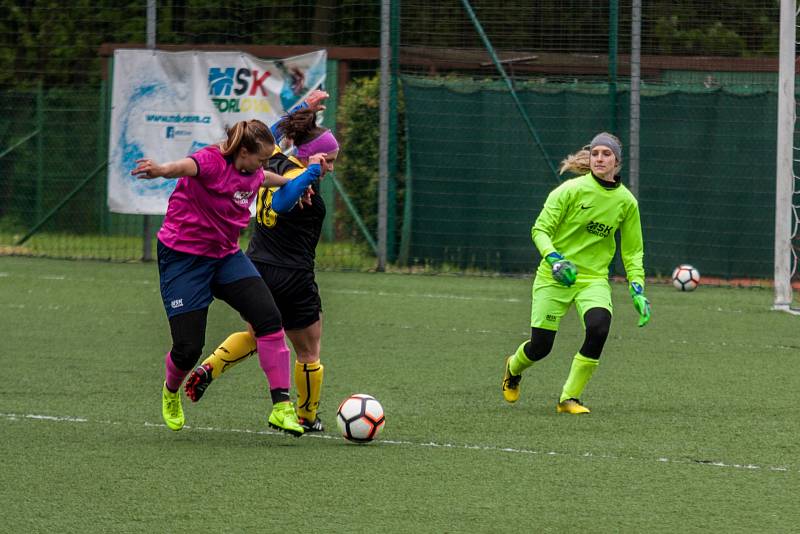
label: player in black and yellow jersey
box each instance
[184,90,339,432]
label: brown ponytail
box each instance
[275,108,327,146]
[220,119,275,157]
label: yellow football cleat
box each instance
[556,398,590,414]
[502,356,522,403]
[161,382,185,431]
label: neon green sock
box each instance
[559,353,599,402]
[508,341,535,376]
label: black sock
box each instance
[270,388,290,404]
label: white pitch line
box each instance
[0,273,154,285]
[665,338,799,352]
[1,412,792,474]
[328,288,522,303]
[1,413,89,423]
[4,272,511,302]
[326,319,524,337]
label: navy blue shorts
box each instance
[157,241,260,318]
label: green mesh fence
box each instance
[1,86,153,260]
[393,0,782,281]
[0,2,382,268]
[402,78,776,278]
[0,1,787,280]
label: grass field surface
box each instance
[1,256,797,532]
[0,232,376,271]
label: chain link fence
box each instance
[0,1,787,281]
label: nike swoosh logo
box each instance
[580,204,592,210]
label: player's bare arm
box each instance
[264,170,290,187]
[132,157,198,179]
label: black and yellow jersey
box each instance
[246,148,325,270]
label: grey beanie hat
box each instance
[590,133,621,162]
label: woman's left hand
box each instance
[305,90,329,113]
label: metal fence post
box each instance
[142,0,157,261]
[629,0,641,198]
[387,0,399,263]
[608,0,619,134]
[321,59,338,242]
[35,80,44,226]
[378,0,391,271]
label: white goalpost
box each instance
[774,0,799,313]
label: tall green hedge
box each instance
[336,75,405,252]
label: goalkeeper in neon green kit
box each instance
[502,132,651,414]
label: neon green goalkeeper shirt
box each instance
[531,172,645,288]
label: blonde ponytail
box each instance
[560,133,623,177]
[559,147,591,175]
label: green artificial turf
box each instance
[1,256,797,532]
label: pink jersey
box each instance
[157,146,263,258]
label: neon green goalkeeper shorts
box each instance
[530,276,613,331]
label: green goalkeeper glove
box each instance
[629,282,651,327]
[545,252,577,287]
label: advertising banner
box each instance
[108,49,326,214]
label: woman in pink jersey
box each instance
[132,119,305,436]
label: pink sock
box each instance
[257,329,291,391]
[164,352,189,392]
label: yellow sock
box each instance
[295,360,324,421]
[508,340,535,376]
[202,331,257,379]
[560,352,599,402]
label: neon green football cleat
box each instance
[268,401,305,437]
[502,356,522,403]
[556,398,591,414]
[161,382,185,431]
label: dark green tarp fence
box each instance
[402,77,776,278]
[0,80,781,278]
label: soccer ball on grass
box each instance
[672,264,700,291]
[336,394,385,444]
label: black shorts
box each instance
[252,261,321,330]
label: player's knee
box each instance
[526,328,556,361]
[586,321,610,343]
[245,296,282,337]
[584,308,611,339]
[581,308,612,359]
[167,308,208,370]
[295,351,321,364]
[250,315,283,338]
[170,340,203,369]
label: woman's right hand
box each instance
[132,158,164,179]
[298,186,315,209]
[308,153,327,177]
